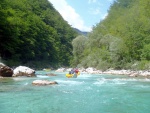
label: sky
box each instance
[48,0,115,32]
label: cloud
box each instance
[48,0,91,32]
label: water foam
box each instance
[56,79,84,85]
[93,78,107,85]
[13,77,28,81]
[24,82,28,85]
[36,75,49,78]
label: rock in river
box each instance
[0,66,13,77]
[13,66,35,77]
[32,80,58,85]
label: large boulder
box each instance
[13,66,35,77]
[32,80,58,85]
[0,66,13,77]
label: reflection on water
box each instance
[0,71,150,113]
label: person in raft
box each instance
[71,68,79,78]
[68,68,79,78]
[69,68,75,74]
[74,68,79,74]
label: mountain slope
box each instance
[71,0,150,70]
[0,0,78,67]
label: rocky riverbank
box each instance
[55,67,150,77]
[1,61,150,78]
[0,63,35,78]
[0,63,57,86]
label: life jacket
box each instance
[75,69,79,73]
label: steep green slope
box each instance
[0,0,77,68]
[72,0,150,70]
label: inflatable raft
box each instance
[66,72,80,78]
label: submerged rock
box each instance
[46,73,56,76]
[32,80,58,85]
[0,66,13,77]
[13,66,35,77]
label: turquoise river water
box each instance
[0,71,150,113]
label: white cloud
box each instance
[48,0,91,32]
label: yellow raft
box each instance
[66,72,80,78]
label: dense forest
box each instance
[1,0,150,70]
[0,0,78,68]
[72,0,150,70]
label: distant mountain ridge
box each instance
[73,28,89,36]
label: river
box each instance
[0,71,150,113]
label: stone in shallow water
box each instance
[32,80,58,85]
[13,66,35,77]
[0,66,13,77]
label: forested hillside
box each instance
[72,0,150,70]
[0,0,77,68]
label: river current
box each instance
[0,71,150,113]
